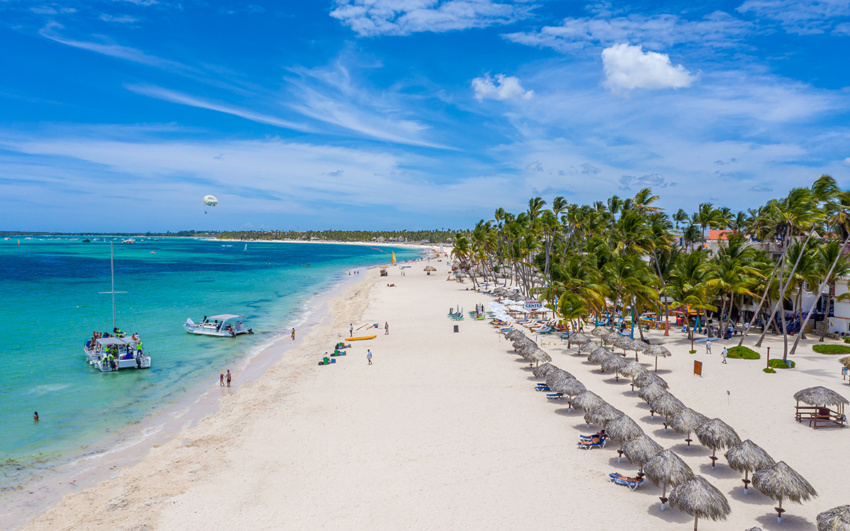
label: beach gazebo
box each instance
[623,434,663,476]
[668,476,731,531]
[817,505,850,530]
[584,403,623,428]
[669,408,709,449]
[550,377,586,410]
[643,344,672,372]
[793,386,848,429]
[572,390,606,413]
[644,449,694,511]
[752,461,818,523]
[606,414,643,462]
[695,418,741,469]
[724,439,775,494]
[649,392,685,432]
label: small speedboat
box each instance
[184,314,253,337]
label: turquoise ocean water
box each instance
[0,237,416,492]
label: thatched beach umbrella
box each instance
[576,341,597,355]
[591,327,608,338]
[572,390,606,413]
[623,434,663,475]
[550,377,586,410]
[544,369,573,387]
[753,461,818,523]
[606,414,644,462]
[588,346,615,365]
[634,371,668,389]
[620,359,649,391]
[840,356,850,370]
[725,439,775,494]
[695,418,741,469]
[612,335,632,354]
[817,505,850,531]
[643,344,672,372]
[423,265,437,274]
[627,339,648,361]
[566,331,591,350]
[669,408,709,449]
[650,393,685,432]
[645,449,695,511]
[504,329,522,340]
[532,362,557,379]
[601,354,629,381]
[794,386,849,407]
[639,382,667,405]
[668,476,731,531]
[584,403,623,427]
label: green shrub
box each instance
[763,367,776,373]
[726,346,760,360]
[688,350,697,354]
[843,337,850,344]
[768,358,795,369]
[812,344,850,355]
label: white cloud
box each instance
[737,0,850,34]
[472,74,533,101]
[504,12,750,52]
[602,43,695,91]
[99,14,140,24]
[833,21,850,34]
[842,157,850,166]
[330,0,532,37]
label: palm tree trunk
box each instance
[738,243,789,346]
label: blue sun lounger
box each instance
[578,437,606,450]
[535,384,551,391]
[546,393,566,400]
[609,473,644,490]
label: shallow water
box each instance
[0,237,416,490]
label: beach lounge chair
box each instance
[578,437,606,449]
[546,393,566,400]
[535,384,551,391]
[609,473,644,490]
[580,430,606,440]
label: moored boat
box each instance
[183,314,253,337]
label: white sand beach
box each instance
[23,258,849,530]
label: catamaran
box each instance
[82,242,151,372]
[183,314,253,337]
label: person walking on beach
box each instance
[367,349,372,365]
[705,339,712,354]
[350,323,354,337]
[226,370,232,387]
[291,328,295,341]
[384,322,389,335]
[220,372,225,387]
[721,347,728,364]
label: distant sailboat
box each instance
[244,244,247,251]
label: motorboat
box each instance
[84,336,151,372]
[121,238,136,244]
[183,314,253,337]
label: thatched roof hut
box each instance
[584,403,623,427]
[638,382,667,404]
[644,449,695,510]
[623,434,663,471]
[532,362,557,379]
[588,347,615,365]
[572,390,606,412]
[634,371,668,389]
[817,505,850,531]
[724,439,775,494]
[753,461,818,522]
[601,354,629,380]
[794,386,848,429]
[794,386,849,406]
[643,344,672,372]
[669,408,709,449]
[695,419,741,468]
[668,476,731,530]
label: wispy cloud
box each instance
[99,14,141,24]
[330,0,534,37]
[602,44,695,91]
[125,84,311,132]
[737,0,850,34]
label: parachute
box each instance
[202,195,219,207]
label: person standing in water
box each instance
[33,411,39,422]
[219,372,225,387]
[291,328,296,341]
[226,370,232,387]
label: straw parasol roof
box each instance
[577,342,596,355]
[544,369,574,387]
[643,344,672,371]
[645,449,695,509]
[840,356,850,370]
[572,390,606,412]
[504,329,523,340]
[612,335,632,353]
[584,404,623,427]
[696,418,741,467]
[532,362,557,379]
[601,354,629,379]
[550,377,586,397]
[606,414,643,444]
[591,327,609,338]
[634,371,668,389]
[794,386,849,407]
[668,476,731,530]
[424,265,437,272]
[623,434,663,470]
[650,392,685,420]
[725,439,775,493]
[588,347,615,365]
[669,408,709,448]
[567,332,592,349]
[753,461,818,515]
[817,505,850,531]
[639,382,668,404]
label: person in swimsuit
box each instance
[33,411,39,422]
[226,370,232,387]
[220,372,225,387]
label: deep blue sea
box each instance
[0,237,416,490]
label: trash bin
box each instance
[453,325,459,333]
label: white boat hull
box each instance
[83,346,151,372]
[182,324,251,337]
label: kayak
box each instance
[345,335,377,341]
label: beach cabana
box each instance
[572,390,606,413]
[817,505,850,531]
[668,476,731,531]
[584,404,623,428]
[793,386,848,429]
[644,449,694,511]
[643,344,672,372]
[601,354,629,381]
[649,392,685,432]
[623,434,663,476]
[724,439,775,494]
[669,408,709,449]
[752,461,818,523]
[606,414,643,462]
[695,419,741,469]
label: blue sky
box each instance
[1,0,849,231]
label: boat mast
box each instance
[111,242,116,330]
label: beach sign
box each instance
[524,300,542,311]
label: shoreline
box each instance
[1,248,425,529]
